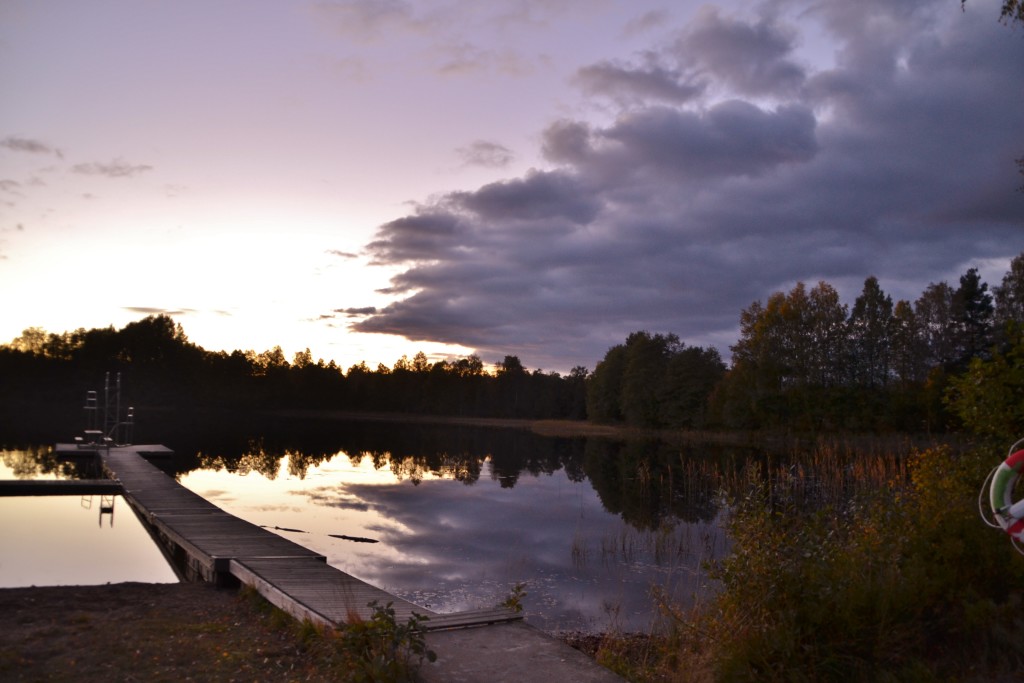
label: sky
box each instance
[2,0,1022,374]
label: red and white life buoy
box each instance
[990,447,1024,542]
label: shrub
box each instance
[332,601,437,682]
[675,445,1024,682]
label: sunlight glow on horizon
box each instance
[3,1,1021,376]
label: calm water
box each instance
[0,450,179,587]
[179,452,727,632]
[1,422,744,633]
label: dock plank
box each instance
[231,557,429,625]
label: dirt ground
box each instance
[0,582,612,682]
[0,582,353,682]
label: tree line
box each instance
[2,250,1022,434]
[587,251,1024,432]
[0,315,587,424]
[709,253,1024,431]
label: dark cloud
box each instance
[365,212,464,266]
[72,159,153,178]
[456,140,515,168]
[337,307,378,316]
[673,9,806,97]
[0,135,62,158]
[326,248,359,259]
[600,100,818,179]
[452,171,601,223]
[352,0,1024,372]
[573,59,706,105]
[573,9,803,105]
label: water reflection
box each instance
[170,421,738,633]
[0,448,180,587]
[180,452,727,632]
[0,494,180,587]
[1,445,103,480]
[177,420,733,529]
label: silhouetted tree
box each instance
[994,251,1024,343]
[953,267,994,366]
[916,281,958,370]
[848,276,894,389]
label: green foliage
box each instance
[237,589,436,683]
[330,601,436,683]
[501,582,527,613]
[679,446,1024,681]
[713,256,1024,432]
[586,331,725,428]
[946,324,1024,441]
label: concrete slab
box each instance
[419,620,624,683]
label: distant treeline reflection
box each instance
[4,418,922,532]
[168,419,913,530]
[172,418,727,528]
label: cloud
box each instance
[0,136,62,158]
[589,100,818,180]
[123,307,233,320]
[623,9,673,37]
[311,0,422,41]
[337,306,378,316]
[72,159,153,178]
[672,8,806,97]
[352,0,1024,372]
[312,307,378,324]
[573,8,804,105]
[326,248,360,259]
[123,307,196,316]
[456,140,515,168]
[573,59,706,105]
[452,171,601,223]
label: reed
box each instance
[646,443,1024,682]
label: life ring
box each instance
[990,448,1024,541]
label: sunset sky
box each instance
[2,0,1022,373]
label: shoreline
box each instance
[0,581,626,679]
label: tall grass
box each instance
[642,443,1024,682]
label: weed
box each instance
[501,582,527,613]
[329,601,437,682]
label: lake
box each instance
[0,448,180,587]
[3,417,911,633]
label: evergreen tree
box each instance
[953,267,994,366]
[848,276,894,388]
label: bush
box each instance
[673,445,1024,682]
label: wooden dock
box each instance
[35,442,624,682]
[83,444,520,629]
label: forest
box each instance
[2,251,1022,436]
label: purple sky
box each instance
[2,0,1022,373]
